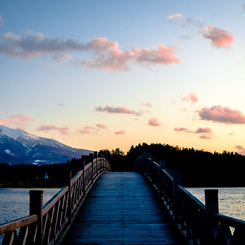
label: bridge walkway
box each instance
[61,172,187,245]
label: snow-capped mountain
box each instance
[0,125,93,165]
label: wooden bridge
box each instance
[1,153,245,245]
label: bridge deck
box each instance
[61,172,187,245]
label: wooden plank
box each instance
[62,172,187,245]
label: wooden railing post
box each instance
[68,170,72,224]
[99,152,102,172]
[30,190,43,245]
[205,189,219,244]
[82,156,86,195]
[147,152,151,173]
[92,152,97,183]
[89,153,93,180]
[173,171,181,222]
[102,153,104,171]
[159,159,165,169]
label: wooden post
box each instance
[89,153,94,183]
[102,153,104,171]
[159,159,165,169]
[82,156,86,195]
[159,160,165,184]
[147,152,150,174]
[99,152,101,173]
[30,190,43,245]
[173,171,181,222]
[68,170,72,224]
[205,189,219,244]
[92,152,97,184]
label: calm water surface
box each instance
[0,187,245,243]
[186,187,245,222]
[0,188,60,225]
[0,188,245,224]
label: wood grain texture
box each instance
[62,172,187,245]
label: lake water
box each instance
[0,187,244,243]
[0,188,60,244]
[186,187,245,222]
[0,187,245,224]
[0,188,60,225]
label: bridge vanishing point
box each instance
[1,152,245,245]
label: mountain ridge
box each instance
[0,125,93,165]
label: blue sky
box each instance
[1,0,245,154]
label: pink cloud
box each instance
[175,127,213,139]
[96,124,107,129]
[167,13,183,21]
[83,41,181,71]
[79,129,91,134]
[82,38,131,71]
[148,118,161,127]
[198,106,245,124]
[84,126,96,131]
[0,32,180,71]
[141,102,152,108]
[199,135,212,139]
[235,145,245,155]
[235,145,244,151]
[201,25,234,48]
[37,125,69,135]
[195,127,212,134]
[115,130,125,135]
[195,127,213,139]
[95,105,141,116]
[172,93,198,105]
[79,124,107,134]
[79,126,96,134]
[182,93,198,103]
[0,114,34,129]
[228,131,236,136]
[134,43,180,65]
[174,127,193,133]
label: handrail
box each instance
[133,153,245,245]
[43,186,69,215]
[0,153,111,245]
[0,215,38,235]
[213,213,245,228]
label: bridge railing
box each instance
[133,154,245,245]
[0,153,110,245]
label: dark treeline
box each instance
[0,163,67,188]
[125,143,245,187]
[1,142,245,187]
[0,158,85,188]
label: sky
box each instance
[1,0,245,154]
